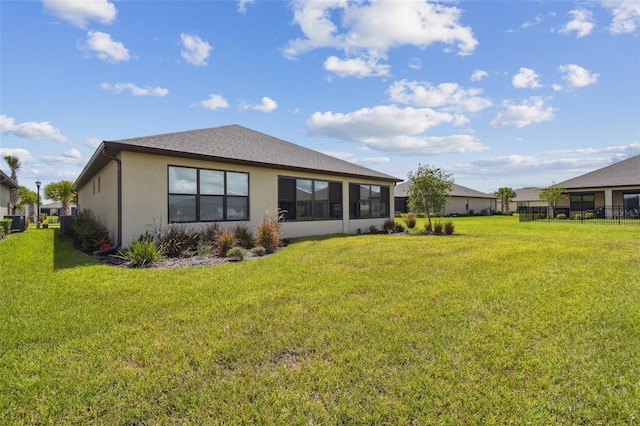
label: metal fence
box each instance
[519,206,640,226]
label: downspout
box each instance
[96,148,122,254]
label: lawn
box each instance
[1,216,639,424]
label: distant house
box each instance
[73,124,401,247]
[395,182,496,215]
[555,155,640,216]
[506,187,547,213]
[1,169,19,218]
[41,202,77,216]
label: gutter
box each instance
[101,148,123,249]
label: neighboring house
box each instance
[505,187,547,213]
[73,124,401,246]
[41,202,77,216]
[394,181,496,215]
[555,154,640,216]
[1,169,19,218]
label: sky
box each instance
[1,0,639,199]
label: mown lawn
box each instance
[1,216,639,424]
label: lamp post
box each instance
[36,180,41,228]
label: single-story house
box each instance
[504,187,547,213]
[73,124,401,247]
[394,181,496,215]
[1,169,19,218]
[41,202,77,216]
[554,154,640,217]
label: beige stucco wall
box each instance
[82,151,394,245]
[76,159,119,244]
[1,183,12,217]
[444,196,495,215]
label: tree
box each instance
[538,184,566,218]
[3,155,20,214]
[406,164,454,230]
[44,180,76,216]
[17,186,38,222]
[494,187,517,214]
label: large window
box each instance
[570,193,595,211]
[168,166,248,223]
[278,177,342,221]
[349,184,390,219]
[624,193,640,211]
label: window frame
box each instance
[349,183,390,219]
[277,176,342,221]
[168,165,249,223]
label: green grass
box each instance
[1,217,639,424]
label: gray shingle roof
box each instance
[557,155,640,189]
[0,169,19,189]
[512,187,542,202]
[75,124,400,189]
[395,181,494,199]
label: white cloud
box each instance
[237,0,255,14]
[358,157,391,166]
[43,0,117,28]
[324,56,390,78]
[249,97,278,113]
[490,97,556,128]
[284,0,478,77]
[101,82,169,97]
[512,67,542,89]
[558,64,599,88]
[0,114,68,143]
[388,80,492,114]
[307,105,487,155]
[0,148,34,165]
[43,151,84,165]
[602,0,640,34]
[180,33,212,66]
[85,137,102,149]
[560,9,595,38]
[81,31,130,63]
[199,94,229,110]
[408,58,422,70]
[470,69,488,81]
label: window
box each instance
[278,177,342,221]
[624,193,640,211]
[570,193,595,211]
[168,166,248,223]
[349,183,390,219]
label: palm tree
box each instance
[18,186,39,222]
[494,187,517,214]
[44,180,75,216]
[3,155,20,214]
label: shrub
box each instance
[407,227,425,236]
[404,213,417,229]
[252,246,267,257]
[585,212,594,219]
[70,209,109,252]
[383,219,396,234]
[444,221,455,235]
[196,241,213,258]
[157,224,200,258]
[424,222,432,233]
[255,210,284,253]
[556,213,567,220]
[216,229,236,256]
[394,222,406,233]
[202,223,220,245]
[369,225,379,234]
[115,238,160,268]
[433,221,444,235]
[234,223,255,249]
[468,209,475,216]
[572,214,582,221]
[227,246,246,261]
[0,219,11,239]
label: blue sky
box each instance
[1,0,639,198]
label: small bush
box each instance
[255,210,284,253]
[196,241,213,258]
[444,221,455,235]
[383,219,396,234]
[0,219,11,239]
[394,222,405,233]
[70,209,109,252]
[407,227,425,236]
[115,238,160,267]
[234,223,255,249]
[369,225,378,234]
[572,214,582,221]
[158,224,201,258]
[424,222,432,233]
[202,223,220,245]
[216,229,236,256]
[585,212,594,219]
[227,246,246,261]
[556,213,567,220]
[404,213,417,229]
[433,221,444,235]
[252,246,267,257]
